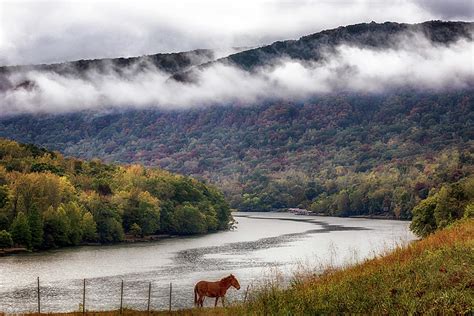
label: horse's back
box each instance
[195,280,210,292]
[195,280,220,296]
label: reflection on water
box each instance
[0,212,415,312]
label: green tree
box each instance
[119,190,160,235]
[172,178,204,203]
[130,223,142,237]
[464,203,474,218]
[410,195,438,237]
[201,203,219,232]
[28,208,43,249]
[207,186,231,230]
[60,202,85,245]
[310,194,332,214]
[0,230,13,248]
[0,185,9,209]
[43,206,71,248]
[101,217,124,242]
[304,181,321,201]
[0,213,9,231]
[335,190,350,216]
[9,172,75,215]
[10,212,31,248]
[137,191,161,235]
[433,186,453,229]
[80,212,98,242]
[174,203,207,235]
[159,201,178,233]
[81,193,123,243]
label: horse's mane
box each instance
[220,275,234,284]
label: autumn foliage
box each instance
[0,138,231,250]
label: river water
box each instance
[0,212,415,313]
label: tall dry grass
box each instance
[228,218,474,315]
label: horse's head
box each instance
[229,274,241,290]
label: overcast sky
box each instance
[0,0,473,66]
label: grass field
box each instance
[5,219,473,315]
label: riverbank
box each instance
[0,234,176,257]
[242,209,403,220]
[0,247,29,256]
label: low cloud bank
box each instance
[1,36,473,116]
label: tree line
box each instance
[410,177,473,237]
[0,138,231,250]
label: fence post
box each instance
[83,278,86,315]
[169,282,172,312]
[147,282,151,314]
[37,277,41,314]
[244,284,250,303]
[120,280,124,314]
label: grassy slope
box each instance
[11,219,474,315]
[233,219,474,315]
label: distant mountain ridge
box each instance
[1,20,472,87]
[226,20,473,68]
[172,20,474,81]
[0,49,215,74]
[0,49,216,91]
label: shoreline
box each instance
[235,210,410,221]
[0,233,179,257]
[1,211,408,257]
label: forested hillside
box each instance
[0,138,231,250]
[1,89,472,218]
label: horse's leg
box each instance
[222,296,225,307]
[200,296,205,307]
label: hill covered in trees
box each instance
[0,138,231,251]
[1,89,473,219]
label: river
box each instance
[0,212,415,313]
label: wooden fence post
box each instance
[244,284,250,303]
[120,280,124,314]
[83,278,86,315]
[37,277,41,314]
[147,282,151,314]
[169,282,172,312]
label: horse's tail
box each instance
[194,285,198,306]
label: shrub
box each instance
[0,230,13,248]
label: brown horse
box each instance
[194,274,241,307]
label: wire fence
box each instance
[5,277,251,314]
[35,277,174,313]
